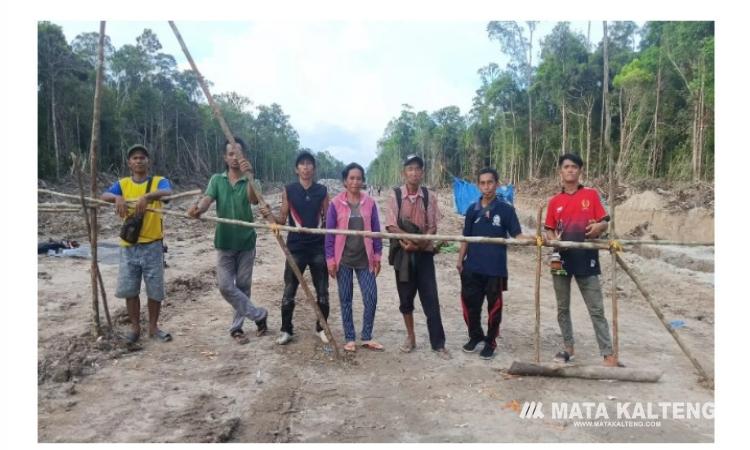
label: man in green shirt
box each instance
[188,137,268,344]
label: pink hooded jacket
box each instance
[325,191,383,272]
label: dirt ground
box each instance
[37,182,714,443]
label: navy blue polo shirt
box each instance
[462,196,522,277]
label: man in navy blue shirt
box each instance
[456,168,529,360]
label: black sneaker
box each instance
[462,338,484,353]
[255,316,268,337]
[479,344,495,360]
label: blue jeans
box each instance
[336,265,378,341]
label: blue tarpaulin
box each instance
[453,177,514,215]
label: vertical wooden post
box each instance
[168,21,339,358]
[602,21,619,360]
[533,203,544,363]
[86,21,106,335]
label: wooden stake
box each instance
[168,21,339,358]
[614,253,713,386]
[75,154,112,330]
[83,21,107,336]
[533,203,544,363]
[602,21,619,361]
[508,361,662,383]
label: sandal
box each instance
[150,329,173,342]
[433,348,452,360]
[604,355,626,367]
[343,341,357,353]
[231,330,250,345]
[124,330,140,344]
[399,338,416,353]
[361,341,385,352]
[553,351,574,363]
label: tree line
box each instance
[367,21,714,187]
[37,22,345,183]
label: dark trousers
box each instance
[460,270,506,349]
[395,252,446,350]
[280,249,330,334]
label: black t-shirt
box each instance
[285,182,327,253]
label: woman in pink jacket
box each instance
[325,163,384,352]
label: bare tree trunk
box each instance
[527,25,534,179]
[75,111,81,154]
[618,88,625,177]
[585,100,592,181]
[560,100,567,155]
[696,56,706,180]
[50,80,61,180]
[650,52,662,177]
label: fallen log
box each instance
[508,361,663,383]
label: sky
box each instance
[57,20,606,167]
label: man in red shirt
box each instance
[544,153,619,367]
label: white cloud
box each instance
[187,21,499,164]
[57,20,612,167]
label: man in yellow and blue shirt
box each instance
[101,144,173,344]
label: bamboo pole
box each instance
[38,189,201,204]
[39,208,82,213]
[168,21,339,358]
[589,239,714,247]
[602,21,620,362]
[74,154,112,330]
[38,202,92,209]
[39,190,716,251]
[83,21,106,336]
[161,189,202,201]
[533,203,544,363]
[614,252,713,386]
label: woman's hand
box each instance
[328,263,337,279]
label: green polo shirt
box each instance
[205,171,258,251]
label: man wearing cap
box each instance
[385,154,451,359]
[259,151,331,346]
[544,153,619,367]
[101,144,174,343]
[188,137,268,345]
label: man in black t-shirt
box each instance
[260,151,331,345]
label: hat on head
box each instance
[127,144,149,158]
[403,154,424,168]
